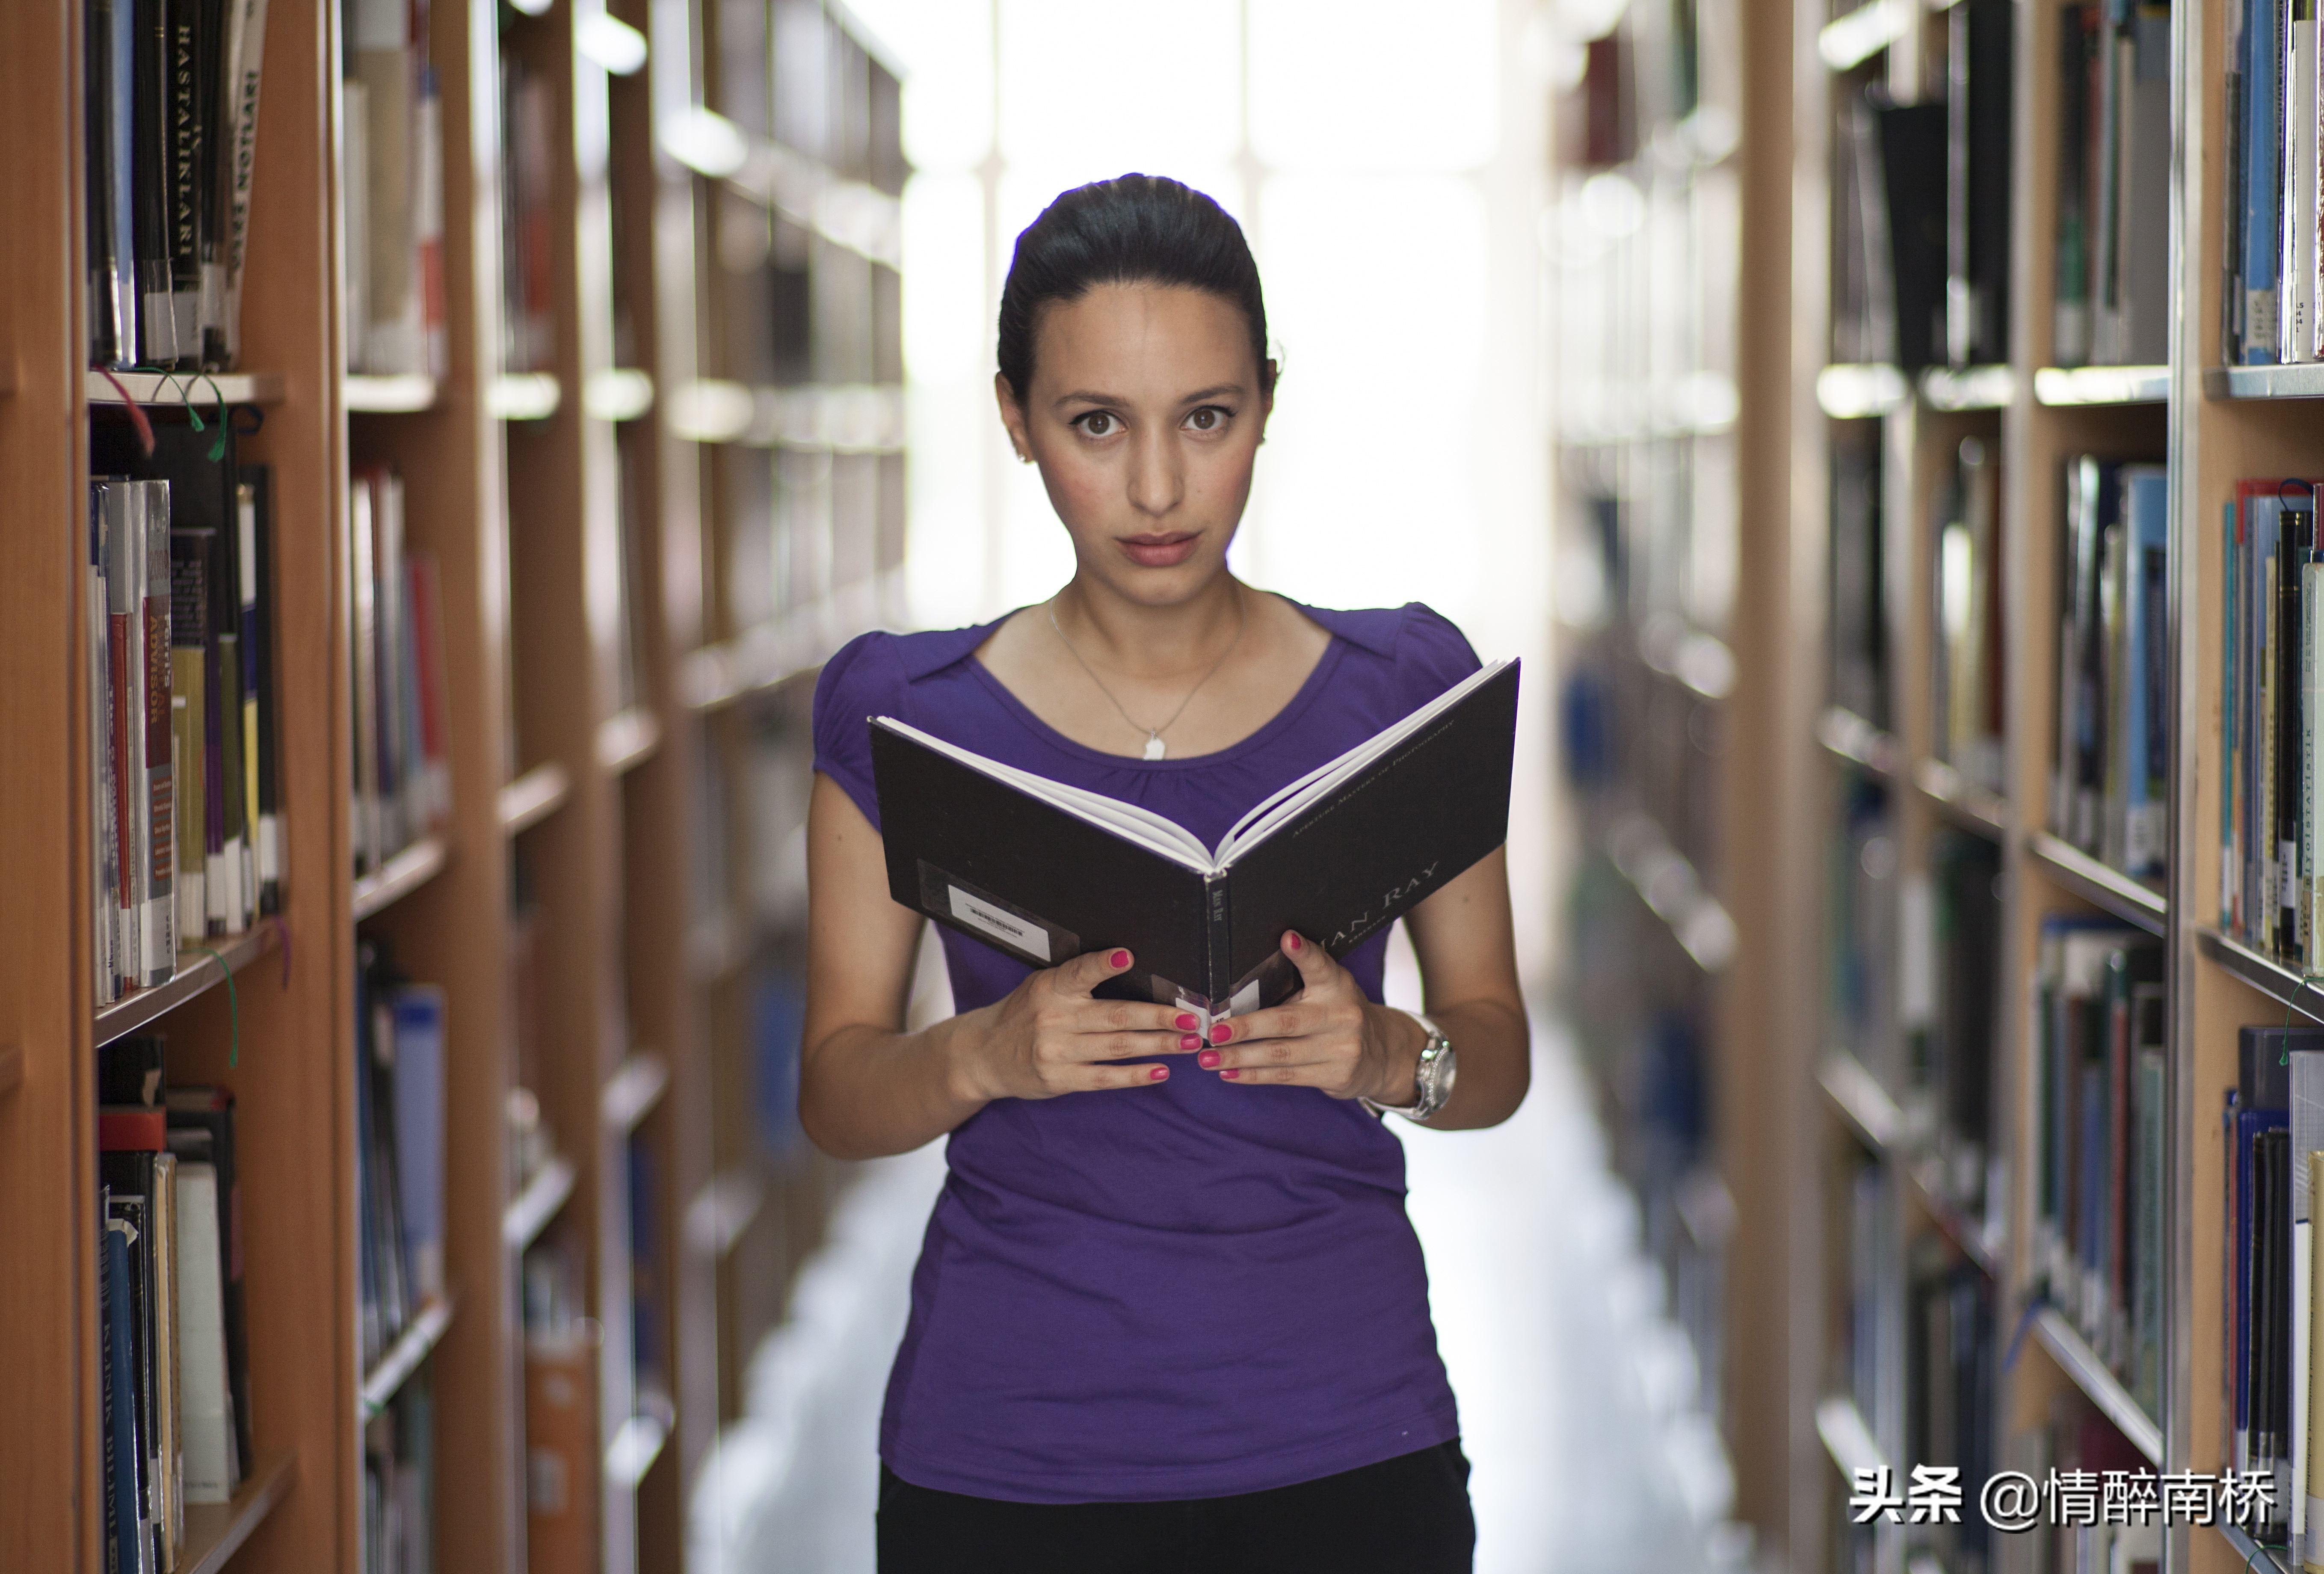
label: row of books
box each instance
[362,1380,434,1574]
[349,465,451,879]
[499,55,556,377]
[1907,1240,1995,1574]
[1920,828,2005,1215]
[98,1036,255,1574]
[1931,438,2005,794]
[2053,0,2171,368]
[2033,921,2165,1423]
[355,941,445,1375]
[2220,1025,2324,1553]
[340,0,446,379]
[523,1242,597,1568]
[1828,422,1888,729]
[1829,0,2011,373]
[2226,0,2324,364]
[86,416,284,1007]
[84,0,271,371]
[2218,478,2324,962]
[2048,456,2169,882]
[1845,1155,1898,1441]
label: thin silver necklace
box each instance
[1046,589,1248,759]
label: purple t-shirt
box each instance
[811,599,1476,1503]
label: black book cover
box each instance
[163,0,203,366]
[870,663,1519,1015]
[1946,0,2013,367]
[99,1035,169,1109]
[90,0,140,368]
[1874,98,1949,373]
[2280,498,2313,955]
[166,1086,252,1476]
[133,0,176,365]
[99,1145,157,1569]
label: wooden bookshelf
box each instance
[1715,0,2315,1566]
[0,0,903,1568]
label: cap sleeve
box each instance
[1397,602,1484,712]
[811,631,906,831]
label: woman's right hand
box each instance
[950,947,1199,1103]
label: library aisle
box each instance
[688,1027,1745,1574]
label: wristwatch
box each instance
[1362,1013,1457,1123]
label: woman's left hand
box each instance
[1198,931,1424,1103]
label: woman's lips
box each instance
[1118,532,1200,567]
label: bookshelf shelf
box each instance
[681,615,839,711]
[485,373,560,422]
[503,1156,577,1251]
[2195,928,2324,1023]
[497,762,572,837]
[596,708,661,775]
[2217,1524,2294,1572]
[178,1450,296,1574]
[1817,706,1904,779]
[1638,621,1737,701]
[343,373,438,413]
[2204,363,2324,400]
[350,835,450,922]
[663,377,906,451]
[1817,0,1917,72]
[1817,362,1912,419]
[1818,1049,1903,1154]
[657,114,902,268]
[2022,832,2166,937]
[84,370,286,406]
[95,919,282,1047]
[1912,758,2007,841]
[2032,365,2170,406]
[604,1409,670,1490]
[581,368,654,423]
[1604,812,1739,972]
[359,1295,454,1418]
[1916,365,2015,411]
[686,909,743,982]
[1900,1156,2000,1278]
[601,1051,670,1134]
[2028,1308,2160,1464]
[684,1168,767,1260]
[1814,1393,1889,1478]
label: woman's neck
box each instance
[1051,573,1248,680]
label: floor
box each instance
[687,1029,1749,1573]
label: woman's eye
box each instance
[1075,411,1119,437]
[1184,406,1230,433]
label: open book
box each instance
[869,660,1518,1020]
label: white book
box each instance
[2288,0,2320,364]
[220,0,271,362]
[2298,1207,2314,1558]
[173,1163,241,1503]
[2308,1153,2324,1572]
[90,491,118,1004]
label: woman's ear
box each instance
[1257,358,1280,443]
[994,371,1035,464]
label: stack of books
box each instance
[2052,1,2171,367]
[2032,920,2166,1420]
[355,942,445,1374]
[340,0,445,379]
[2049,456,2169,882]
[86,416,283,1006]
[97,1035,255,1574]
[2225,0,2324,365]
[84,0,272,371]
[349,465,450,880]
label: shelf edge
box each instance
[360,1296,455,1417]
[178,1450,297,1574]
[2196,927,2324,1023]
[1814,1393,1889,1479]
[1913,757,2009,840]
[497,762,573,836]
[2029,1308,2161,1464]
[2023,832,2167,936]
[602,1052,672,1133]
[1817,1049,1903,1153]
[503,1157,578,1251]
[352,836,451,922]
[95,919,283,1047]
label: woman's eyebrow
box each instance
[1177,384,1244,403]
[1051,389,1125,409]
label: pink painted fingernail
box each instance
[1220,1069,1240,1080]
[1287,933,1302,951]
[1110,949,1131,969]
[1198,1049,1220,1069]
[1149,1065,1169,1081]
[1179,1034,1202,1052]
[1175,1013,1198,1030]
[1210,1023,1232,1045]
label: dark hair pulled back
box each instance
[997,174,1273,402]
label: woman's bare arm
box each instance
[799,773,1191,1160]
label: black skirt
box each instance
[876,1439,1474,1574]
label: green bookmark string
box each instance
[189,945,240,1068]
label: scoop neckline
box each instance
[962,600,1349,771]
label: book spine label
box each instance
[220,0,269,362]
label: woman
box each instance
[803,174,1530,1573]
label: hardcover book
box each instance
[869,660,1519,1020]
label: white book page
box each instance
[1211,660,1511,867]
[873,719,1216,871]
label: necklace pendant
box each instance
[1143,734,1167,760]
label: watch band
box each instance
[1362,1012,1454,1123]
